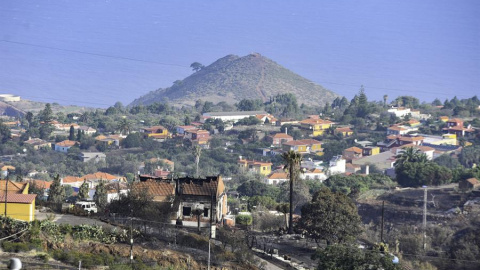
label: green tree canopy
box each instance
[48,174,66,205]
[299,187,362,245]
[94,180,108,210]
[78,180,90,201]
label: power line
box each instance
[2,39,476,102]
[0,39,190,69]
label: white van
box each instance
[75,201,98,214]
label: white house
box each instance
[300,168,327,181]
[328,156,346,176]
[54,140,77,153]
[202,111,267,123]
[387,107,411,118]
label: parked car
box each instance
[74,201,98,214]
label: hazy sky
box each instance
[1,0,479,107]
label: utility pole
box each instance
[422,185,428,252]
[130,207,134,269]
[4,171,9,217]
[380,201,385,243]
[208,193,214,270]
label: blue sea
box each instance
[0,0,479,107]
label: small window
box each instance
[183,207,191,216]
[203,208,209,217]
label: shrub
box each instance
[236,214,253,225]
[1,241,32,253]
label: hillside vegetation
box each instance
[130,53,339,107]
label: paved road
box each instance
[35,210,113,228]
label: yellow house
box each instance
[0,193,36,221]
[282,141,308,153]
[299,119,334,136]
[142,125,169,139]
[334,127,354,137]
[362,146,380,156]
[406,119,421,127]
[439,116,449,122]
[298,139,323,152]
[238,159,272,176]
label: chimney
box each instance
[285,127,288,135]
[365,165,370,175]
[239,155,243,160]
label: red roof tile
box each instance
[56,140,77,147]
[345,147,363,154]
[0,193,36,204]
[132,180,174,197]
[0,180,28,193]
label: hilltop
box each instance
[130,53,339,107]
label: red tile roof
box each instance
[83,172,118,181]
[56,140,77,147]
[268,172,288,179]
[238,159,273,166]
[345,147,363,154]
[0,180,28,193]
[0,193,36,204]
[388,126,408,131]
[62,176,83,183]
[297,139,322,145]
[271,133,293,139]
[283,140,308,146]
[336,127,353,132]
[132,180,174,197]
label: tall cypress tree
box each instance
[69,126,75,141]
[94,180,108,210]
[78,180,90,201]
[48,174,66,205]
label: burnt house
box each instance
[173,176,227,227]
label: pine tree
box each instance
[48,174,66,205]
[40,103,53,123]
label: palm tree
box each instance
[394,146,428,167]
[281,150,302,234]
[383,95,388,107]
[117,118,131,135]
[193,145,202,178]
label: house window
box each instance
[182,206,191,216]
[203,208,209,217]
